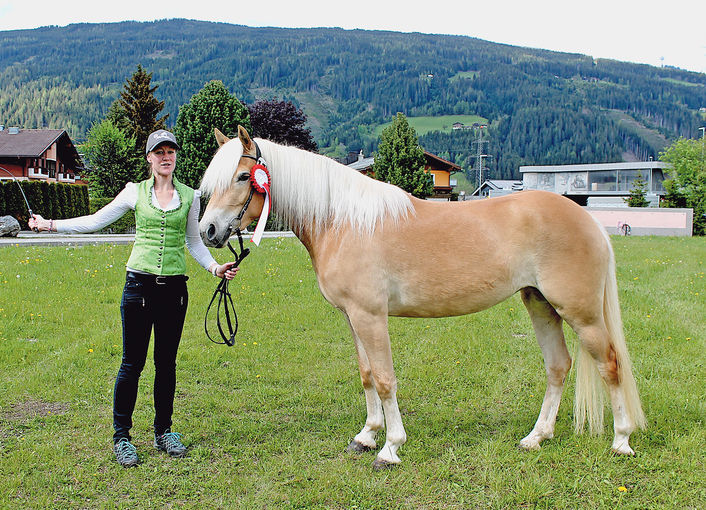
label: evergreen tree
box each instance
[81,119,142,198]
[118,65,168,154]
[373,113,433,198]
[174,80,251,189]
[624,172,650,207]
[248,99,317,151]
[105,99,131,133]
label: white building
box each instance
[520,161,670,207]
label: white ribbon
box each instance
[250,166,270,246]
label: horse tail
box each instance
[574,227,647,435]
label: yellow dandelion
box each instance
[618,486,628,492]
[253,342,258,345]
[633,277,639,280]
[88,348,94,353]
[256,374,261,378]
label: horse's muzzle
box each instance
[202,222,229,248]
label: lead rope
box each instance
[204,230,250,346]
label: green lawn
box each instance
[0,236,704,508]
[374,114,488,137]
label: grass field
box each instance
[0,236,704,508]
[374,115,488,138]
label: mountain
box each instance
[1,19,705,180]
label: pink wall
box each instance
[586,207,693,236]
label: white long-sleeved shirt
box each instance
[54,182,217,273]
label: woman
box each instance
[30,129,238,467]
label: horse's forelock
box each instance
[199,139,244,196]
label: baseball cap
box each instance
[146,129,181,154]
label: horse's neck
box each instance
[292,225,334,271]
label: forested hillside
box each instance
[1,19,704,179]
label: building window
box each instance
[588,170,617,191]
[651,170,666,192]
[47,160,56,179]
[617,169,644,192]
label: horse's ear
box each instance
[214,128,230,147]
[238,125,255,153]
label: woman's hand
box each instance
[28,214,53,232]
[214,262,239,280]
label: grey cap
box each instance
[145,129,181,154]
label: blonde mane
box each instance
[200,138,413,234]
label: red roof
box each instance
[0,128,83,169]
[0,129,66,157]
[424,151,461,172]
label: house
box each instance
[471,179,523,198]
[520,161,670,207]
[347,150,461,200]
[0,127,85,184]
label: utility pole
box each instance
[470,124,490,192]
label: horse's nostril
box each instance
[206,223,217,242]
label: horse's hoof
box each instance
[518,439,541,452]
[346,440,374,453]
[372,458,395,471]
[611,445,636,456]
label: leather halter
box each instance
[228,141,265,236]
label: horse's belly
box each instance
[387,278,519,318]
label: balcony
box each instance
[28,167,48,179]
[57,173,76,183]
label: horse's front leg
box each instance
[344,322,384,453]
[346,309,406,469]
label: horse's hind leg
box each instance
[572,322,636,455]
[519,287,572,451]
[343,313,384,453]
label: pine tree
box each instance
[174,81,251,189]
[372,113,433,198]
[119,65,168,154]
[624,172,650,207]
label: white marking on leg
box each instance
[353,385,383,448]
[375,390,406,465]
[609,385,635,455]
[520,383,563,450]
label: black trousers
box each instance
[113,272,188,442]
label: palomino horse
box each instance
[199,126,646,469]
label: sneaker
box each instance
[154,429,187,457]
[114,438,139,467]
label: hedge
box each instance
[89,198,135,234]
[0,180,89,229]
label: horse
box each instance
[198,126,646,469]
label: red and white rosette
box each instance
[249,164,271,246]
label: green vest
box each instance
[126,176,195,275]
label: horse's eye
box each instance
[237,173,250,182]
